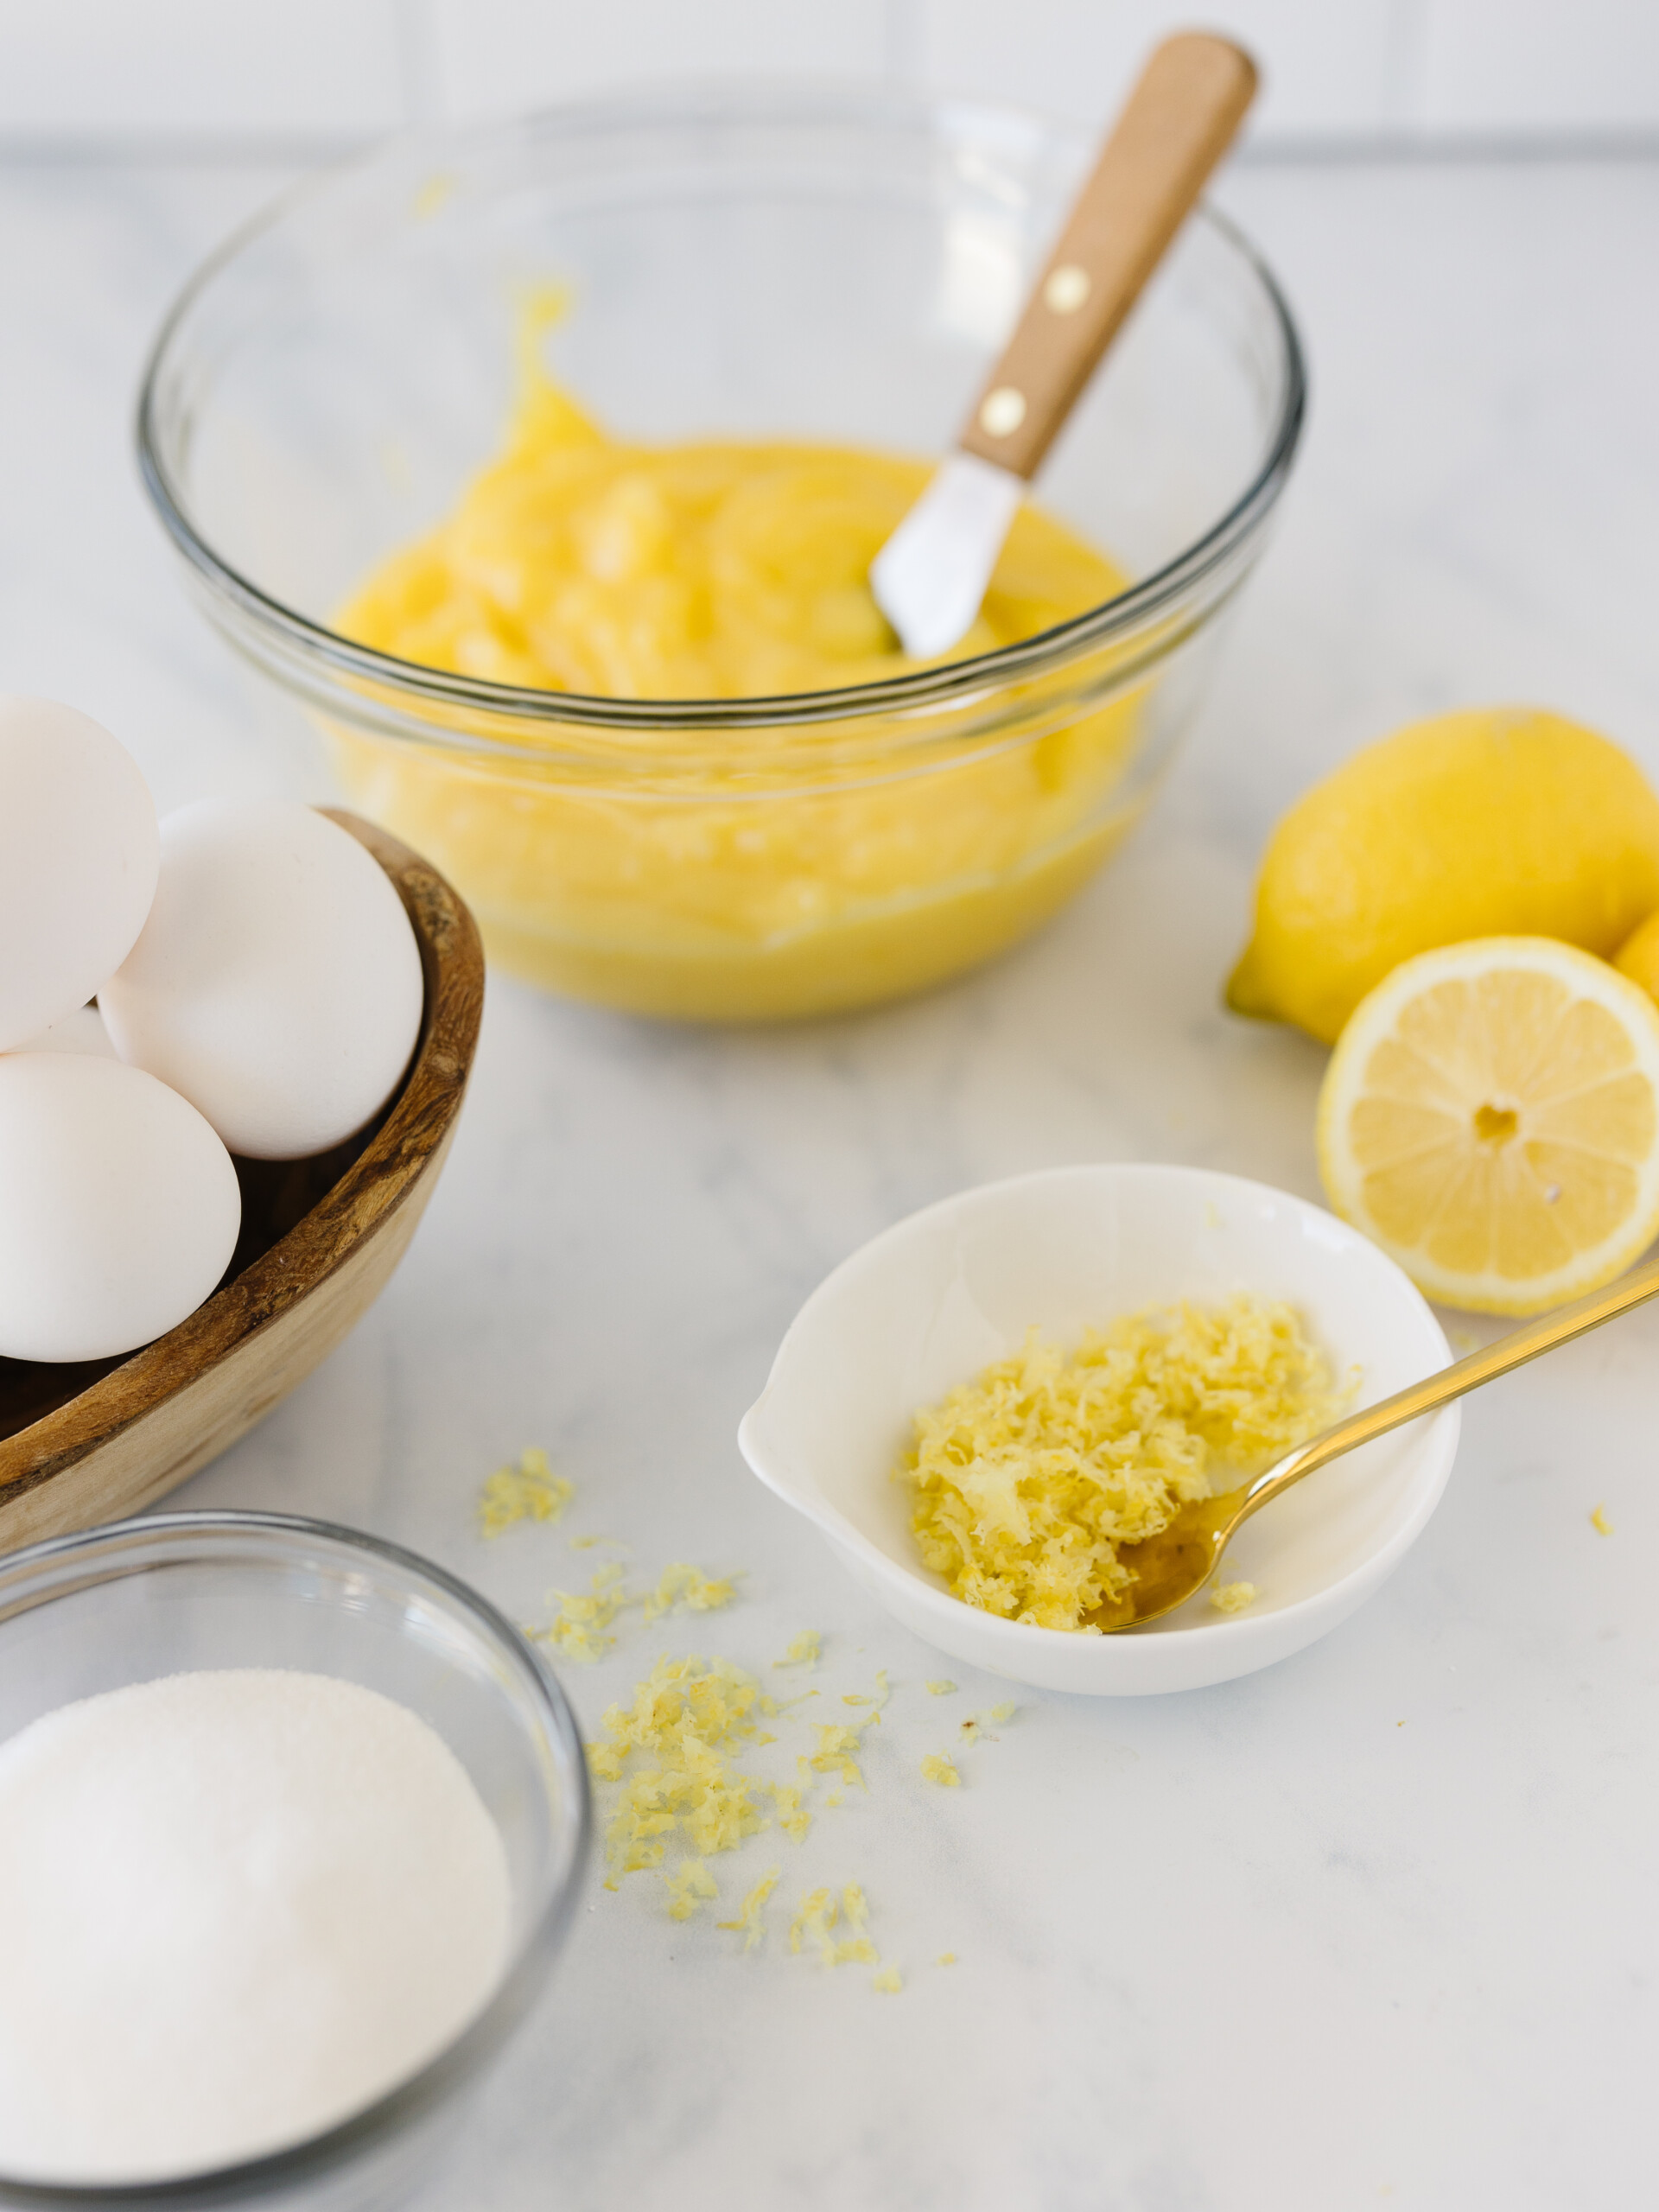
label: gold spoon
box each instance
[1094,1244,1659,1630]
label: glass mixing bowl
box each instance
[138,84,1305,1023]
[0,1512,589,2212]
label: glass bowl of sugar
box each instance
[0,1510,590,2210]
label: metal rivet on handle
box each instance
[1043,264,1091,315]
[978,386,1027,438]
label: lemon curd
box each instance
[334,328,1141,1020]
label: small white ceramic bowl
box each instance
[739,1165,1459,1695]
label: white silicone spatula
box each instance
[871,33,1258,660]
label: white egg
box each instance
[0,697,159,1053]
[4,1005,118,1060]
[0,1055,241,1363]
[99,800,424,1162]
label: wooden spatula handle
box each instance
[959,32,1257,480]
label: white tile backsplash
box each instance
[914,0,1408,139]
[0,0,1655,149]
[0,0,406,138]
[1419,0,1659,134]
[426,0,890,121]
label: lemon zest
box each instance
[478,1446,573,1537]
[810,1723,868,1788]
[716,1867,780,1951]
[767,1780,811,1844]
[643,1562,736,1622]
[588,1655,769,1873]
[531,1568,629,1663]
[791,1887,839,1964]
[664,1859,719,1921]
[904,1302,1330,1631]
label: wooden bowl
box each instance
[0,811,484,1554]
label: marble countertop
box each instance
[3,149,1656,2212]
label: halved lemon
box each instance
[1317,938,1659,1313]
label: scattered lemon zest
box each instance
[664,1859,719,1921]
[921,1754,961,1788]
[810,1723,868,1788]
[791,1883,887,1972]
[937,1952,957,1966]
[716,1867,780,1951]
[775,1631,821,1669]
[988,1701,1015,1722]
[643,1561,737,1622]
[479,1446,573,1537]
[925,1680,957,1696]
[1591,1503,1614,1536]
[590,1647,925,1992]
[842,1694,870,1707]
[791,1887,839,1964]
[588,1655,769,1873]
[824,1789,844,1808]
[767,1780,812,1844]
[529,1557,737,1660]
[904,1302,1331,1630]
[872,1965,903,1994]
[532,1567,630,1663]
[1211,1580,1258,1614]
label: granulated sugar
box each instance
[0,1669,512,2184]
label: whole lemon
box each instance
[1227,707,1659,1045]
[1614,909,1659,1006]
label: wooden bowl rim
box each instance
[0,810,483,1508]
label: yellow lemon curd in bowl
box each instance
[334,325,1139,1021]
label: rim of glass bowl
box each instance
[135,79,1306,755]
[0,1510,592,2209]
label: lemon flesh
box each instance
[1230,708,1659,1046]
[1317,938,1659,1314]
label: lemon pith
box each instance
[1230,709,1659,1045]
[1317,938,1659,1314]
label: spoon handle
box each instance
[1243,1243,1659,1521]
[958,33,1257,481]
